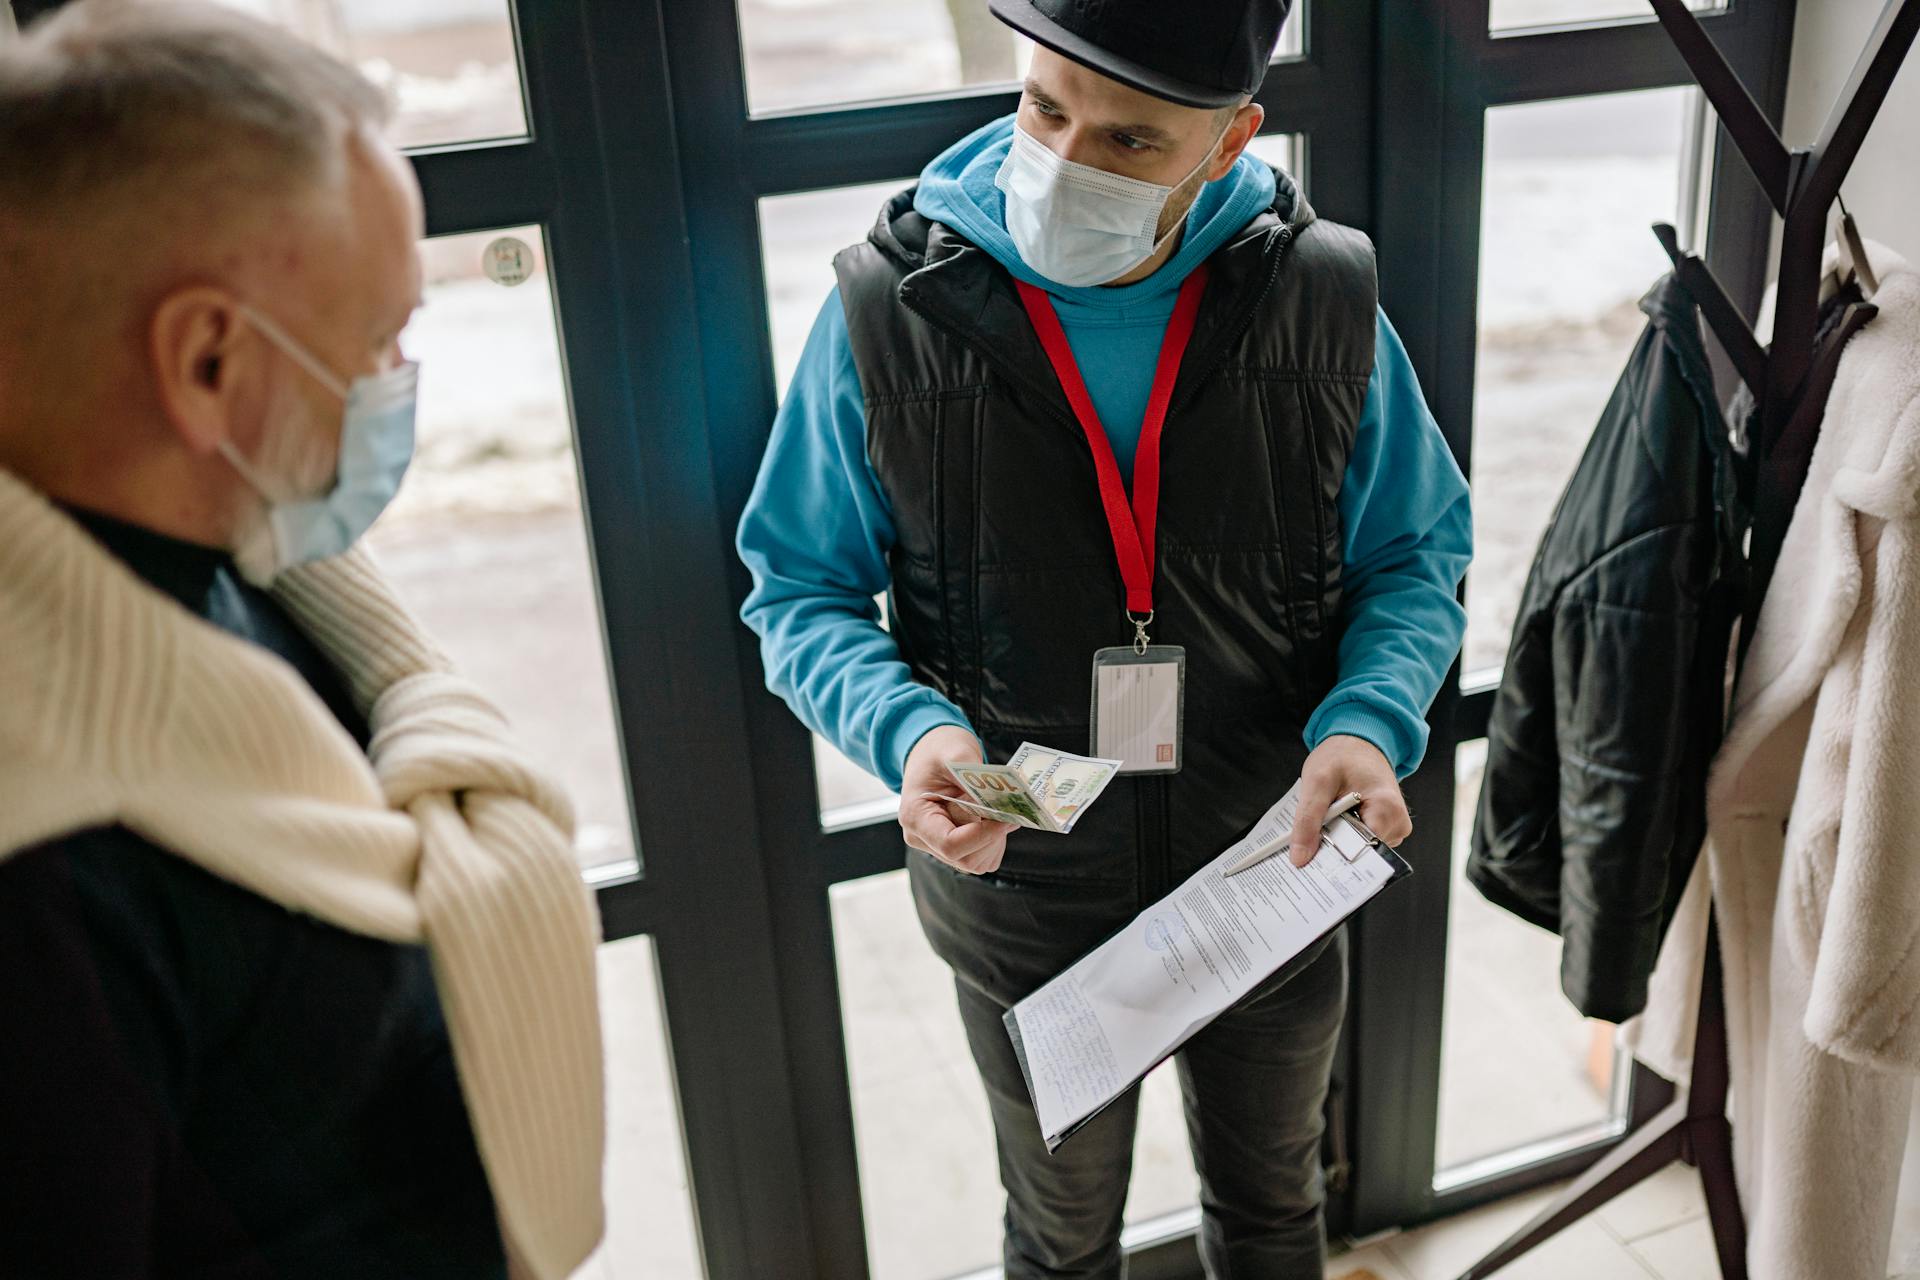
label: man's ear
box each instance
[149,285,249,457]
[1209,101,1267,181]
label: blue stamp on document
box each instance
[1144,916,1174,952]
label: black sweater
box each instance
[0,511,505,1279]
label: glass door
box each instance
[1350,0,1795,1235]
[669,1,1378,1272]
[13,0,1796,1272]
[654,0,1798,1266]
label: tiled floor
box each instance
[588,914,1729,1280]
[1329,1167,1719,1280]
[815,850,1630,1278]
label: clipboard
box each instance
[1002,804,1412,1153]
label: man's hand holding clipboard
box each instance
[1003,781,1413,1152]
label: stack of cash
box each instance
[940,744,1123,834]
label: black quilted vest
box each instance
[835,172,1376,901]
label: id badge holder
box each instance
[1090,645,1186,775]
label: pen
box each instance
[1223,790,1365,877]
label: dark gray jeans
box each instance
[913,854,1348,1280]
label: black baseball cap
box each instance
[986,0,1293,109]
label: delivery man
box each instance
[738,1,1471,1274]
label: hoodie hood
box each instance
[912,114,1285,312]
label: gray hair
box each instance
[0,0,391,224]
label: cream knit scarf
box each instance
[0,468,606,1279]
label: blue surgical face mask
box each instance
[219,304,418,580]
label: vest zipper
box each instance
[1300,376,1332,640]
[1135,779,1173,909]
[900,284,1084,440]
[1165,221,1297,422]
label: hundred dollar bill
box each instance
[941,744,1121,834]
[1007,744,1121,827]
[944,762,1053,830]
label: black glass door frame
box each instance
[1351,0,1798,1235]
[646,3,1800,1273]
[667,4,1376,1274]
[15,0,1798,1272]
[407,1,845,1274]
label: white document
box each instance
[1004,783,1410,1151]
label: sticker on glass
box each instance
[482,236,535,288]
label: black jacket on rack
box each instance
[1468,274,1748,1023]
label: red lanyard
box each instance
[1015,264,1210,623]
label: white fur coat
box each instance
[1628,244,1920,1279]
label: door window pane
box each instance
[1244,132,1303,187]
[1277,3,1307,61]
[1490,0,1721,32]
[1465,87,1706,677]
[597,936,704,1278]
[764,180,908,403]
[740,0,1303,116]
[760,180,915,822]
[832,870,1198,1279]
[370,227,639,877]
[1442,87,1708,1176]
[201,0,527,148]
[1437,743,1628,1176]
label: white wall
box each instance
[1783,0,1920,265]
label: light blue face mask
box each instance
[994,121,1225,288]
[219,304,419,578]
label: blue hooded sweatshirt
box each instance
[738,117,1470,792]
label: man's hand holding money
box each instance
[900,725,1015,876]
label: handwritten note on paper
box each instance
[1018,979,1122,1128]
[1005,784,1409,1151]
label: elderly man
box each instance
[0,6,604,1277]
[739,0,1471,1275]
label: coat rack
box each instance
[1455,2,1920,1277]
